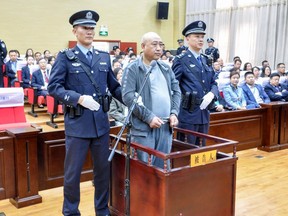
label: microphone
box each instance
[145,60,157,75]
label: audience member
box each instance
[5,50,18,86]
[223,70,247,110]
[31,58,49,108]
[264,73,288,101]
[252,66,263,86]
[261,60,270,69]
[43,50,51,61]
[233,59,242,71]
[21,56,35,88]
[47,56,56,73]
[242,71,270,108]
[276,63,286,76]
[260,65,272,78]
[243,62,252,71]
[112,58,121,70]
[34,52,42,64]
[217,58,224,69]
[25,48,34,58]
[213,61,222,80]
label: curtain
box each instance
[185,0,288,69]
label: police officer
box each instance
[48,10,122,216]
[0,39,7,87]
[172,21,218,146]
[176,38,186,55]
[205,37,220,62]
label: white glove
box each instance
[134,92,144,106]
[200,92,214,110]
[80,95,100,111]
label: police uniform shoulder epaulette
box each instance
[59,48,69,53]
[175,53,185,59]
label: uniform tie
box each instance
[197,56,202,67]
[87,51,92,65]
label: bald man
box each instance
[121,32,181,168]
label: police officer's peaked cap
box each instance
[177,39,184,43]
[127,47,133,51]
[182,20,206,36]
[207,38,214,42]
[69,10,99,27]
[113,45,119,51]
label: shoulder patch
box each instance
[60,48,68,53]
[176,53,185,59]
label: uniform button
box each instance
[91,70,94,73]
[202,80,205,83]
[93,93,96,97]
[76,71,79,73]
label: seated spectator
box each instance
[34,52,42,64]
[25,48,34,58]
[264,73,288,102]
[21,56,35,88]
[5,50,19,86]
[43,50,51,61]
[223,70,247,110]
[260,65,272,78]
[109,67,127,125]
[243,62,252,72]
[242,72,270,108]
[213,61,222,80]
[217,57,224,69]
[276,63,286,77]
[46,56,56,73]
[233,59,242,71]
[112,58,121,70]
[31,58,49,108]
[252,66,263,86]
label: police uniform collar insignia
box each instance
[188,55,192,57]
[190,64,195,68]
[100,62,107,65]
[75,51,79,54]
[95,51,99,55]
[198,21,203,28]
[86,12,93,20]
[1,43,5,48]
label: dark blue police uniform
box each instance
[205,38,220,62]
[48,10,121,216]
[0,39,7,87]
[172,21,218,146]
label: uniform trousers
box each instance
[177,122,209,146]
[63,133,110,216]
[132,123,172,169]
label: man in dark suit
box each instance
[5,50,18,87]
[172,20,218,146]
[264,73,288,101]
[48,10,122,216]
[31,57,49,108]
[242,71,270,108]
[0,39,7,87]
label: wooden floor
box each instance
[1,105,288,215]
